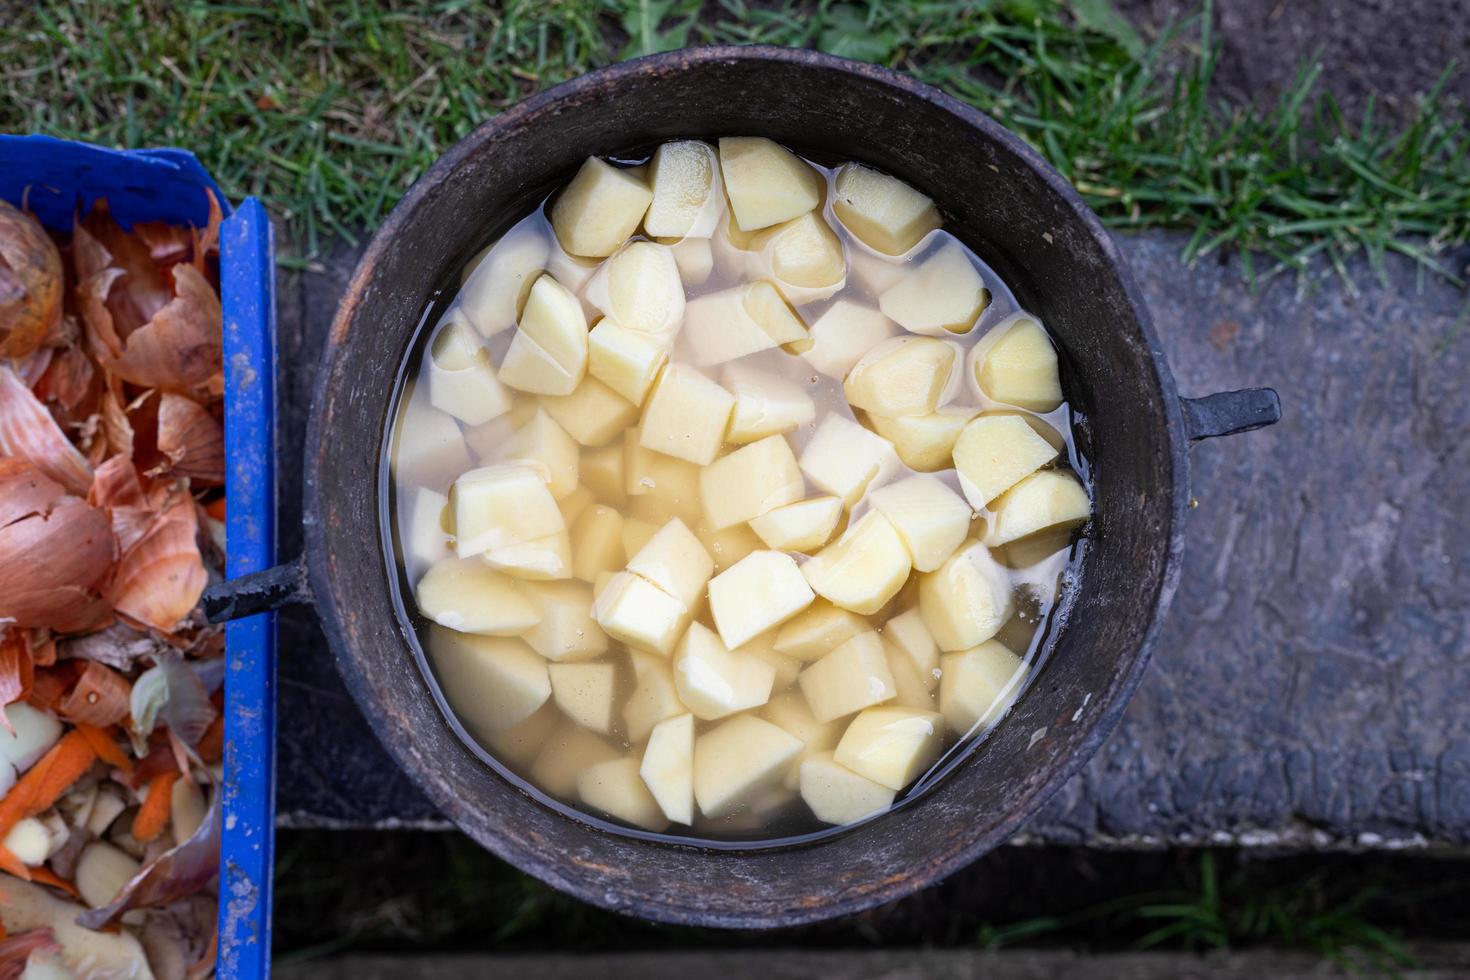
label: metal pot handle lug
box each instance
[202,555,312,624]
[1179,388,1281,443]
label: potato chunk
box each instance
[984,469,1090,546]
[510,409,580,500]
[484,531,573,581]
[639,365,734,466]
[644,140,722,239]
[581,442,627,505]
[752,212,845,304]
[626,517,714,611]
[592,571,688,657]
[869,408,975,472]
[708,550,816,650]
[699,435,804,530]
[940,640,1025,736]
[458,225,550,336]
[670,237,715,285]
[551,156,653,258]
[428,629,551,733]
[748,495,843,553]
[416,559,539,635]
[451,463,564,559]
[801,511,912,615]
[403,487,450,578]
[498,274,590,396]
[569,505,623,583]
[392,402,470,488]
[521,580,607,661]
[624,663,685,744]
[578,756,669,831]
[761,689,844,789]
[673,622,776,720]
[722,365,816,444]
[530,719,622,797]
[588,319,668,407]
[802,299,899,379]
[693,714,803,818]
[640,713,695,824]
[886,642,937,710]
[428,315,512,426]
[624,429,705,524]
[973,315,1063,411]
[549,661,618,734]
[844,336,957,418]
[868,475,972,572]
[77,841,140,910]
[798,631,898,723]
[951,413,1059,508]
[540,376,639,448]
[878,241,988,336]
[918,543,1013,651]
[484,701,558,768]
[848,248,908,297]
[621,518,658,560]
[586,241,685,344]
[833,706,945,790]
[773,601,868,661]
[798,414,899,507]
[832,163,941,256]
[745,636,803,691]
[718,137,822,232]
[800,751,897,825]
[682,282,809,366]
[694,519,763,573]
[884,607,939,690]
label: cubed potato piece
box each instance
[571,505,624,583]
[951,413,1059,508]
[428,314,513,426]
[670,237,715,286]
[639,365,734,466]
[722,365,816,444]
[578,756,669,831]
[773,600,868,661]
[698,435,804,531]
[592,571,688,656]
[626,518,714,610]
[460,398,539,465]
[993,526,1075,569]
[621,518,659,561]
[540,376,639,448]
[718,137,822,232]
[799,631,898,723]
[76,841,140,909]
[551,156,653,258]
[984,469,1090,546]
[624,663,685,744]
[558,485,595,526]
[520,580,607,661]
[708,550,816,650]
[673,622,777,720]
[868,475,972,572]
[869,408,976,472]
[918,542,1013,651]
[546,241,603,299]
[682,282,808,366]
[498,274,589,396]
[588,319,668,407]
[644,140,722,239]
[3,817,52,866]
[972,315,1062,412]
[752,212,845,304]
[980,409,1067,452]
[844,336,957,418]
[798,414,899,507]
[530,719,622,797]
[832,163,940,256]
[886,641,937,710]
[458,224,550,336]
[834,706,944,791]
[748,495,843,553]
[509,410,579,501]
[392,401,471,488]
[485,701,559,769]
[800,751,898,825]
[640,713,695,824]
[848,248,909,297]
[0,703,62,776]
[452,462,565,559]
[878,241,989,336]
[802,300,899,379]
[581,442,627,505]
[744,635,802,691]
[627,648,667,680]
[484,531,573,581]
[402,487,450,577]
[549,661,618,734]
[694,519,763,572]
[429,629,551,733]
[884,607,939,690]
[585,241,685,344]
[415,559,539,635]
[801,510,912,615]
[623,430,704,524]
[761,688,844,789]
[709,205,763,281]
[693,714,803,818]
[940,640,1025,736]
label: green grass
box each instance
[4,0,1468,285]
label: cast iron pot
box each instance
[206,45,1280,928]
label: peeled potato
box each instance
[625,517,714,611]
[540,376,640,448]
[510,409,579,500]
[429,629,551,733]
[549,661,618,734]
[833,706,945,791]
[748,495,843,553]
[984,469,1090,546]
[581,442,627,505]
[392,401,471,488]
[971,315,1063,412]
[843,336,957,418]
[918,542,1012,651]
[639,365,734,466]
[498,274,589,396]
[624,663,685,744]
[483,531,573,580]
[428,314,512,426]
[878,240,989,336]
[940,640,1025,735]
[530,719,621,798]
[458,225,550,336]
[798,414,899,507]
[586,241,685,344]
[644,140,723,239]
[801,511,912,615]
[802,299,899,379]
[520,579,607,661]
[760,689,844,788]
[592,570,688,657]
[798,631,897,723]
[682,282,809,366]
[570,504,624,583]
[832,162,941,256]
[800,751,897,825]
[551,156,653,258]
[578,756,670,831]
[884,607,939,690]
[952,413,1060,508]
[751,211,846,304]
[868,475,972,573]
[693,714,803,818]
[868,408,976,472]
[416,560,539,635]
[718,137,822,232]
[698,435,804,531]
[451,462,565,558]
[723,365,816,444]
[669,236,715,286]
[402,487,450,577]
[674,622,777,720]
[640,713,695,823]
[587,319,667,409]
[773,601,868,661]
[707,550,815,650]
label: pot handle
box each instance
[202,555,312,624]
[1180,388,1281,442]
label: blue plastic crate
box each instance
[0,136,277,978]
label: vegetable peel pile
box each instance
[0,195,226,980]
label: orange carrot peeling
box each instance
[132,770,178,843]
[204,497,226,522]
[28,866,80,898]
[0,730,96,838]
[0,844,31,881]
[74,723,132,774]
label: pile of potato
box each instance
[392,138,1090,836]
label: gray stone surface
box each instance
[271,231,1470,847]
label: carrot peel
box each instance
[0,729,96,838]
[132,769,178,843]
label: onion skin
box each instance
[0,201,62,359]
